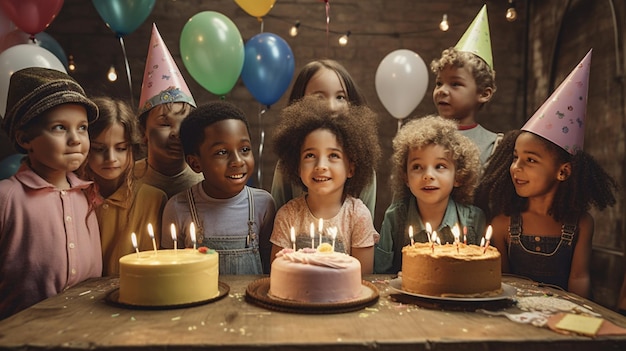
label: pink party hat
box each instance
[138,24,196,115]
[455,5,493,69]
[522,49,592,154]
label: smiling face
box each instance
[87,122,131,183]
[17,104,90,183]
[405,144,459,208]
[299,128,353,199]
[304,67,349,112]
[186,119,254,199]
[510,132,569,199]
[432,65,491,125]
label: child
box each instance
[271,59,377,219]
[161,101,275,275]
[270,96,381,273]
[0,67,102,319]
[374,115,485,274]
[475,51,617,298]
[430,5,501,166]
[134,24,203,198]
[80,97,167,276]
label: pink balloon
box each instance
[0,0,64,36]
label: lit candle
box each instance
[318,218,324,246]
[190,222,196,250]
[425,222,432,243]
[131,232,139,257]
[483,225,493,254]
[329,227,337,251]
[452,224,460,253]
[147,223,157,255]
[171,223,177,252]
[310,222,315,249]
[463,226,468,245]
[290,227,296,250]
[431,231,437,253]
[408,225,414,246]
[480,237,485,247]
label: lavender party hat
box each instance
[522,49,592,154]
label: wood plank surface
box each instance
[0,275,624,351]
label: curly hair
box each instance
[79,96,142,200]
[288,59,367,106]
[390,115,481,204]
[430,47,497,96]
[180,101,250,156]
[272,96,380,197]
[476,130,618,221]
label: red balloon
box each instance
[0,0,64,36]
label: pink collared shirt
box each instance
[0,165,102,319]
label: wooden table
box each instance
[0,275,625,351]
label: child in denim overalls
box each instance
[475,51,617,298]
[161,101,275,274]
[269,96,381,274]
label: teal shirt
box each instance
[374,196,486,274]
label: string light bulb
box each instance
[107,65,118,82]
[338,30,351,46]
[68,55,76,71]
[289,21,300,37]
[439,14,449,32]
[506,0,517,22]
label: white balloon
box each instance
[0,43,66,118]
[375,49,429,119]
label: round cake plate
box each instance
[105,281,230,310]
[388,277,516,302]
[245,277,379,314]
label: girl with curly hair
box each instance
[269,96,381,273]
[374,115,486,274]
[474,52,617,298]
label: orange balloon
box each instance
[234,0,276,18]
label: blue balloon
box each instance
[35,32,69,69]
[241,33,295,107]
[0,153,24,180]
[92,0,155,37]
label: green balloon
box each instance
[180,11,244,96]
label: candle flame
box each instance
[485,225,493,241]
[147,223,154,239]
[131,232,138,249]
[452,224,460,241]
[431,231,438,243]
[480,237,486,247]
[170,223,176,241]
[425,222,432,234]
[190,222,196,243]
[290,227,296,242]
[408,225,414,239]
[310,222,315,239]
[329,226,338,240]
[319,218,323,233]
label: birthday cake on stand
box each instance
[269,243,363,303]
[118,247,219,306]
[401,242,502,298]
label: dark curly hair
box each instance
[272,96,380,197]
[431,47,497,99]
[476,130,618,221]
[180,101,249,156]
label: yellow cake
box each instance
[118,248,219,306]
[401,243,501,297]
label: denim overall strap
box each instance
[561,217,576,246]
[508,213,522,246]
[186,188,205,243]
[246,187,256,248]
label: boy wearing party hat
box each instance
[135,24,203,199]
[431,5,500,166]
[475,50,617,298]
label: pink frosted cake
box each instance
[269,244,362,303]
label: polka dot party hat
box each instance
[522,49,592,155]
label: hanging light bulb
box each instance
[289,21,300,37]
[107,65,118,82]
[338,31,351,46]
[68,55,76,72]
[439,14,449,32]
[506,0,517,22]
